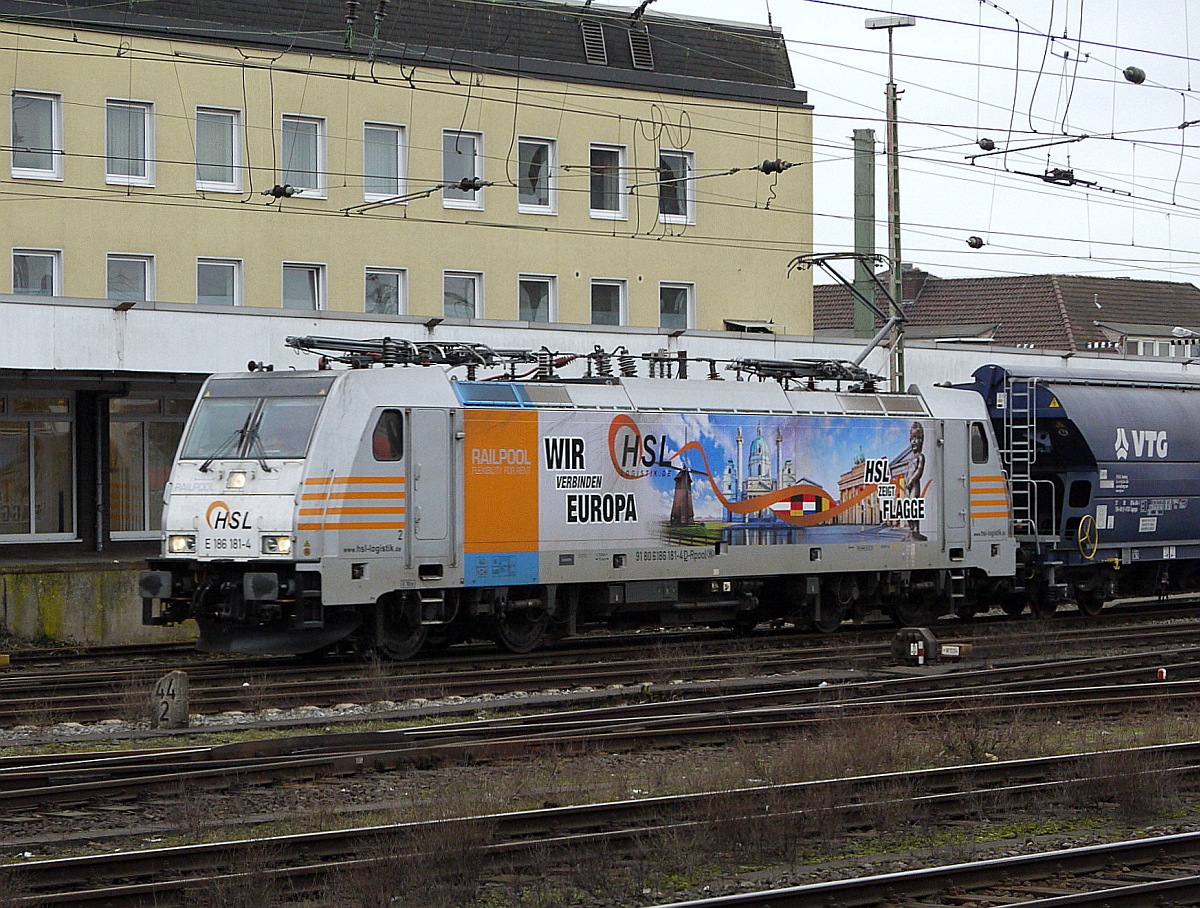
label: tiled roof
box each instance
[0,0,801,102]
[813,272,1200,352]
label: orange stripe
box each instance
[971,510,1010,518]
[323,506,406,516]
[296,521,406,531]
[303,476,333,486]
[324,490,406,500]
[971,497,1009,505]
[971,475,1006,483]
[331,476,406,485]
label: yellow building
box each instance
[5,0,812,330]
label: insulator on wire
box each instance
[381,336,399,366]
[677,351,688,381]
[537,349,554,380]
[758,158,792,174]
[465,363,478,381]
[617,348,637,378]
[592,345,613,377]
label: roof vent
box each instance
[580,20,608,65]
[629,26,654,70]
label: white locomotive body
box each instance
[140,340,1017,657]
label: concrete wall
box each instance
[0,562,195,645]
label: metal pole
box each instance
[885,25,905,391]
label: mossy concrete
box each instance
[0,563,195,645]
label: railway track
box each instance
[655,832,1200,906]
[4,608,1200,729]
[6,646,1200,809]
[5,741,1200,905]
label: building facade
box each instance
[0,0,812,555]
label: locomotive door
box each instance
[942,420,969,548]
[408,408,455,565]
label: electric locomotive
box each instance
[139,336,1019,657]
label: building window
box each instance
[106,100,154,185]
[282,263,325,310]
[197,258,241,306]
[11,91,62,179]
[365,268,406,315]
[363,123,405,201]
[281,115,325,196]
[591,279,625,326]
[196,107,241,192]
[442,131,483,209]
[12,249,60,296]
[517,138,555,213]
[658,149,694,224]
[659,282,693,330]
[589,144,626,218]
[109,397,189,537]
[444,271,482,319]
[519,275,555,322]
[107,254,153,301]
[0,395,75,539]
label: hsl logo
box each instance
[206,500,253,529]
[1114,427,1167,461]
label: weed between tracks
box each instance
[11,695,1200,906]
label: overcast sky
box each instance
[619,0,1200,285]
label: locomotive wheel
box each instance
[494,604,550,654]
[811,596,848,634]
[375,592,429,660]
[889,595,931,628]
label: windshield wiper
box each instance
[245,419,275,473]
[198,412,253,473]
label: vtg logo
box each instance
[1114,427,1167,461]
[206,500,253,530]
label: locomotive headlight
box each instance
[261,535,292,555]
[167,534,196,554]
[226,471,247,490]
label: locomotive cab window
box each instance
[372,410,404,461]
[181,376,333,461]
[970,422,989,464]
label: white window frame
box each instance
[443,271,483,319]
[195,107,242,193]
[442,130,484,210]
[282,262,326,310]
[658,149,695,225]
[365,267,407,315]
[363,122,406,202]
[0,392,76,542]
[12,248,61,297]
[196,257,242,307]
[589,143,627,220]
[659,281,694,331]
[105,99,154,186]
[517,137,556,215]
[280,114,326,197]
[106,253,154,301]
[11,90,63,180]
[590,278,627,327]
[518,274,557,323]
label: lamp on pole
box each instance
[865,14,915,391]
